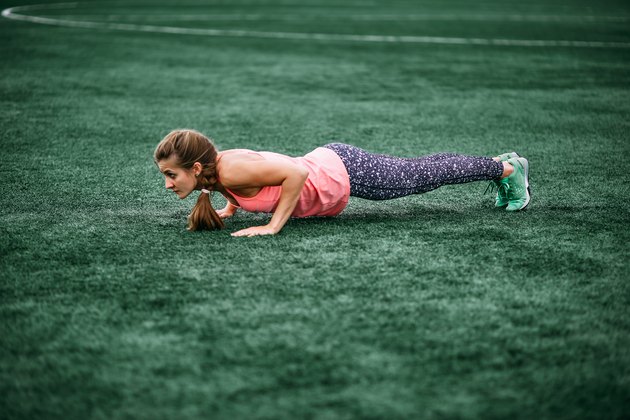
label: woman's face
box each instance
[157,156,200,199]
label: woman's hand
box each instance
[217,205,237,219]
[216,201,238,219]
[231,224,278,237]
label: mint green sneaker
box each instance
[497,152,519,162]
[493,178,511,207]
[505,157,531,211]
[486,152,519,207]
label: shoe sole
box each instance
[523,158,531,210]
[511,158,531,211]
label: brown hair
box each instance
[154,129,225,231]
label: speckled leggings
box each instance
[324,143,503,200]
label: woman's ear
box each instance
[192,162,203,176]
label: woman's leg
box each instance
[324,143,504,200]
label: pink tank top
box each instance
[223,147,350,218]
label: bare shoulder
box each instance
[217,149,305,189]
[217,149,264,187]
[219,149,263,161]
[218,149,264,170]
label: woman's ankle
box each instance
[501,161,514,179]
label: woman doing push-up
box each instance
[154,129,530,237]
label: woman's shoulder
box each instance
[216,149,264,185]
[218,149,265,164]
[219,148,258,157]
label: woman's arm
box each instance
[220,159,309,237]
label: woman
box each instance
[154,129,530,237]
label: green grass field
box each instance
[2,0,630,418]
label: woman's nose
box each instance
[165,178,174,189]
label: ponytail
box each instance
[188,191,224,231]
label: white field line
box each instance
[3,3,630,49]
[38,13,630,23]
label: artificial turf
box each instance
[1,0,630,418]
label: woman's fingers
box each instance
[231,225,277,237]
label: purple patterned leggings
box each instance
[323,143,503,200]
